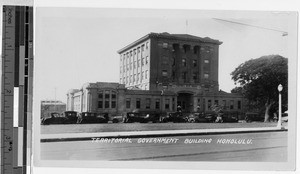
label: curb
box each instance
[40,127,287,143]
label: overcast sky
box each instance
[34,7,294,104]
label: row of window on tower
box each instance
[120,56,149,73]
[162,43,214,54]
[120,70,149,85]
[162,70,210,81]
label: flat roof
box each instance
[117,32,222,54]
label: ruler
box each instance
[1,6,33,174]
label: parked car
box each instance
[161,112,189,123]
[62,111,79,124]
[111,115,125,123]
[41,112,68,125]
[124,112,161,123]
[77,112,109,124]
[221,113,239,123]
[245,112,264,122]
[188,112,216,123]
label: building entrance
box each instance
[177,92,194,113]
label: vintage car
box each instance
[41,112,69,125]
[245,112,264,122]
[62,111,79,124]
[77,112,109,124]
[188,112,216,123]
[111,115,125,123]
[124,112,161,123]
[161,112,189,123]
[214,111,239,123]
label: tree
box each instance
[231,55,288,122]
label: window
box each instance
[111,101,116,108]
[162,70,168,77]
[98,101,103,108]
[204,59,209,63]
[182,59,186,67]
[223,100,227,109]
[98,93,103,99]
[146,98,151,109]
[208,100,212,109]
[146,42,149,49]
[141,45,145,51]
[182,72,187,81]
[155,99,160,109]
[105,91,110,99]
[193,60,197,67]
[111,91,116,108]
[230,100,234,109]
[104,90,110,108]
[183,45,190,53]
[163,43,168,48]
[215,100,219,105]
[238,101,241,109]
[165,99,170,109]
[111,91,116,99]
[172,57,175,66]
[204,73,209,79]
[192,72,197,81]
[146,56,149,64]
[126,98,131,109]
[136,98,141,109]
[193,46,199,54]
[105,101,110,108]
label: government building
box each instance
[66,32,244,117]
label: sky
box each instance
[34,7,294,104]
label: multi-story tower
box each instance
[117,32,222,93]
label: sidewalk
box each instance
[40,126,287,142]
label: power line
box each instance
[213,18,288,36]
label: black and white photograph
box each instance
[32,1,298,172]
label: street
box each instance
[40,131,287,161]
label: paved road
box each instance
[40,131,287,162]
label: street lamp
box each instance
[277,84,283,128]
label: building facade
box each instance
[67,32,245,116]
[40,100,66,119]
